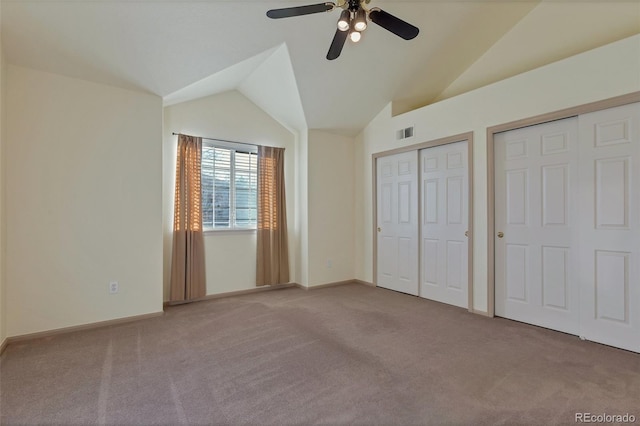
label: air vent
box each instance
[396,126,414,140]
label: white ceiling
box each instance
[2,0,639,135]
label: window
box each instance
[201,141,258,230]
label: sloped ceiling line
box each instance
[164,43,307,135]
[3,1,638,135]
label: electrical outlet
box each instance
[326,259,333,269]
[109,281,119,294]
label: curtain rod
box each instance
[172,132,260,148]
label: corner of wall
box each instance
[161,108,173,302]
[296,129,309,287]
[0,17,7,347]
[306,129,356,286]
[353,132,365,282]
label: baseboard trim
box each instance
[353,279,375,287]
[0,337,8,356]
[470,309,492,317]
[1,311,165,352]
[294,279,374,291]
[0,282,491,356]
[164,283,296,307]
[355,281,490,316]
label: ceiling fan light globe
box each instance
[337,10,350,31]
[354,8,367,31]
[350,31,361,42]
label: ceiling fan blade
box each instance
[267,2,335,19]
[326,28,348,60]
[369,9,419,40]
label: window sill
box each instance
[203,229,257,236]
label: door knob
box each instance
[465,231,469,237]
[497,232,504,238]
[377,227,381,232]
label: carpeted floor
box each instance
[1,283,638,425]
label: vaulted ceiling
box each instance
[2,1,639,135]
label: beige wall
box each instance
[5,65,163,337]
[356,35,640,313]
[163,91,297,299]
[0,21,6,345]
[307,130,355,286]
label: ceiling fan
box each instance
[266,0,419,60]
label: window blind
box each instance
[201,144,257,230]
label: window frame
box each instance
[201,139,258,234]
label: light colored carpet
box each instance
[1,283,638,425]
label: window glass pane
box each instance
[234,152,257,228]
[235,172,256,228]
[235,151,254,170]
[214,148,231,228]
[201,143,257,230]
[201,146,215,229]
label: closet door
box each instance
[376,151,419,295]
[494,118,580,335]
[420,141,469,308]
[578,102,640,353]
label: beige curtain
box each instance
[256,146,290,286]
[170,134,206,303]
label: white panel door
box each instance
[578,102,640,353]
[420,141,469,308]
[495,118,580,334]
[377,151,419,295]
